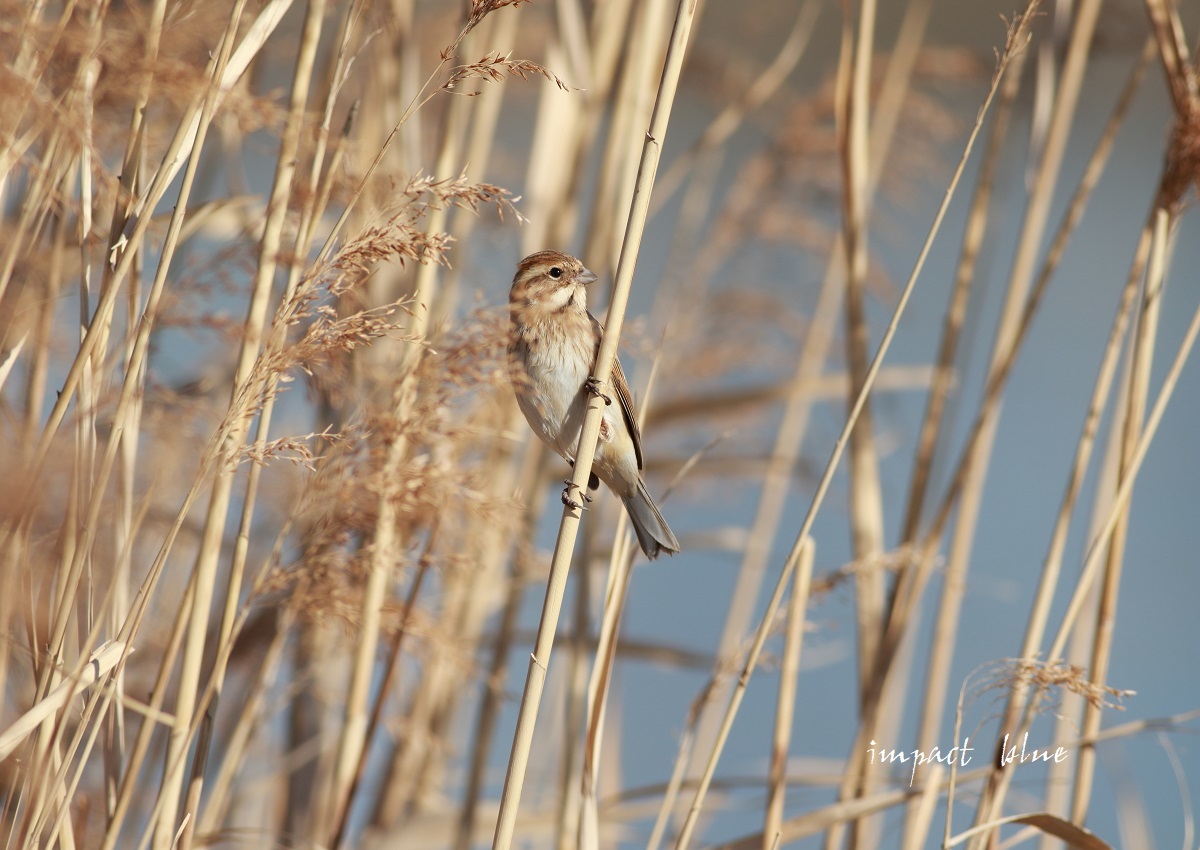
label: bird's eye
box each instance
[549,267,563,279]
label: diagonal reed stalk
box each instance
[2,1,1193,847]
[680,1,934,833]
[900,34,1156,849]
[489,1,702,848]
[672,9,1038,849]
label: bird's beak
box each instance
[577,267,598,286]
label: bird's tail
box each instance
[622,478,680,560]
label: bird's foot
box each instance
[566,459,601,491]
[585,377,612,406]
[561,480,594,510]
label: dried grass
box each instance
[0,1,1194,849]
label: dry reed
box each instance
[1,1,1196,850]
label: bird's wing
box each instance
[590,313,644,470]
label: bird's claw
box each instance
[561,480,593,510]
[585,377,612,406]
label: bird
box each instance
[507,250,680,559]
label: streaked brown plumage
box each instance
[507,250,679,559]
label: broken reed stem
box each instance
[13,634,140,844]
[23,538,158,843]
[0,642,127,762]
[673,13,1032,847]
[489,2,702,848]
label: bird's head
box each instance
[509,250,598,314]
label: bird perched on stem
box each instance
[507,250,680,559]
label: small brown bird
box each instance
[508,250,680,559]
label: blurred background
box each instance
[1,1,1198,849]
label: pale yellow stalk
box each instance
[490,1,702,847]
[674,13,1032,845]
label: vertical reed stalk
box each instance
[1069,210,1166,818]
[179,7,329,850]
[676,14,1031,844]
[980,207,1195,848]
[902,36,1153,849]
[148,46,246,850]
[2,1,1190,846]
[490,2,702,848]
[684,0,929,809]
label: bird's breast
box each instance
[509,310,595,459]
